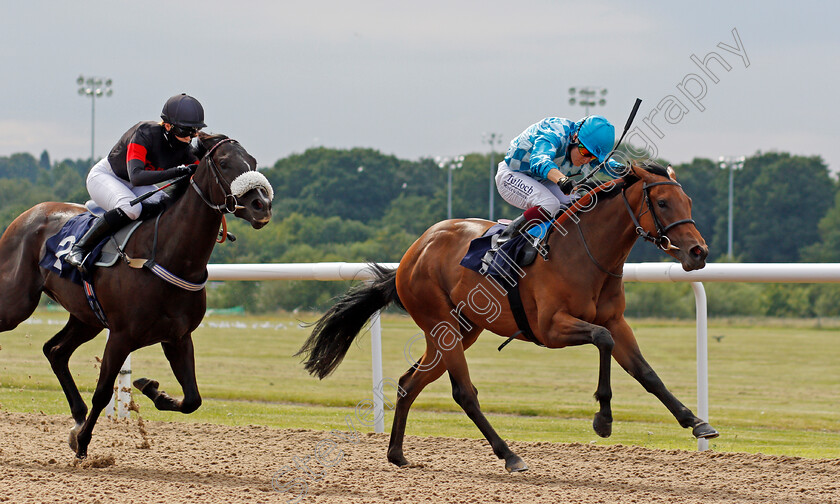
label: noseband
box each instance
[622,180,696,252]
[190,138,254,214]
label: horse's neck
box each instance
[154,181,223,277]
[551,184,643,274]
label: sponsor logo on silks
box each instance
[504,174,534,195]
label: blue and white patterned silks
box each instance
[504,117,623,181]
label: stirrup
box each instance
[478,250,494,275]
[64,248,89,273]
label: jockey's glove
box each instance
[558,176,575,195]
[169,165,193,179]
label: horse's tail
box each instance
[297,263,402,379]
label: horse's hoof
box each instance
[693,422,719,439]
[68,425,80,452]
[593,412,613,438]
[133,377,158,393]
[505,455,529,473]
[387,452,410,468]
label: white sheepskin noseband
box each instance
[230,171,274,201]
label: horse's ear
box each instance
[194,132,215,158]
[667,164,677,181]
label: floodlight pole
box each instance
[483,132,502,221]
[719,156,746,258]
[437,156,464,220]
[77,75,113,162]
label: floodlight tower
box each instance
[77,75,113,162]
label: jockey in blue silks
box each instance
[491,115,623,249]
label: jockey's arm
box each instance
[530,135,569,184]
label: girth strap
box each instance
[83,280,109,328]
[116,213,208,292]
[498,280,544,351]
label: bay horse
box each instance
[0,133,272,458]
[298,162,717,472]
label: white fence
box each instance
[109,262,840,451]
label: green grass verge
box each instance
[1,310,838,458]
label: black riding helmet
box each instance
[160,93,207,129]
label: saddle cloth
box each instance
[39,211,143,286]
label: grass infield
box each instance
[1,309,838,458]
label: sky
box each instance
[1,1,838,173]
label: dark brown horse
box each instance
[298,162,717,472]
[0,133,272,458]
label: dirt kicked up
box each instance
[1,410,838,504]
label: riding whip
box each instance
[128,171,192,206]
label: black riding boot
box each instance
[479,215,529,274]
[491,214,529,249]
[64,208,133,274]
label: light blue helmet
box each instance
[576,115,615,163]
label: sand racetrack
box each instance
[1,410,838,504]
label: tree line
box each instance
[2,146,840,316]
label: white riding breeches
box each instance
[86,158,165,220]
[495,161,572,214]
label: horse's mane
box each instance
[196,132,229,159]
[587,160,671,199]
[552,160,671,227]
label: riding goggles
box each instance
[577,143,595,158]
[171,125,200,138]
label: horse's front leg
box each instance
[133,333,201,413]
[542,314,615,438]
[606,317,719,439]
[71,334,132,458]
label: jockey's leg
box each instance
[491,205,552,248]
[482,164,565,273]
[493,162,568,245]
[64,208,132,273]
[66,159,143,273]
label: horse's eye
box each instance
[657,200,667,208]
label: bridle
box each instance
[622,180,696,252]
[190,137,254,214]
[572,177,696,278]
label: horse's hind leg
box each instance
[406,309,526,472]
[607,318,719,439]
[43,316,102,425]
[133,333,202,413]
[388,327,483,468]
[0,257,44,333]
[388,346,447,467]
[442,337,528,473]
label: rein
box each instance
[575,220,623,278]
[553,177,696,278]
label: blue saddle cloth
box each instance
[459,221,551,278]
[39,213,109,286]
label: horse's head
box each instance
[194,133,273,229]
[627,162,708,271]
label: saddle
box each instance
[85,201,145,268]
[459,220,552,279]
